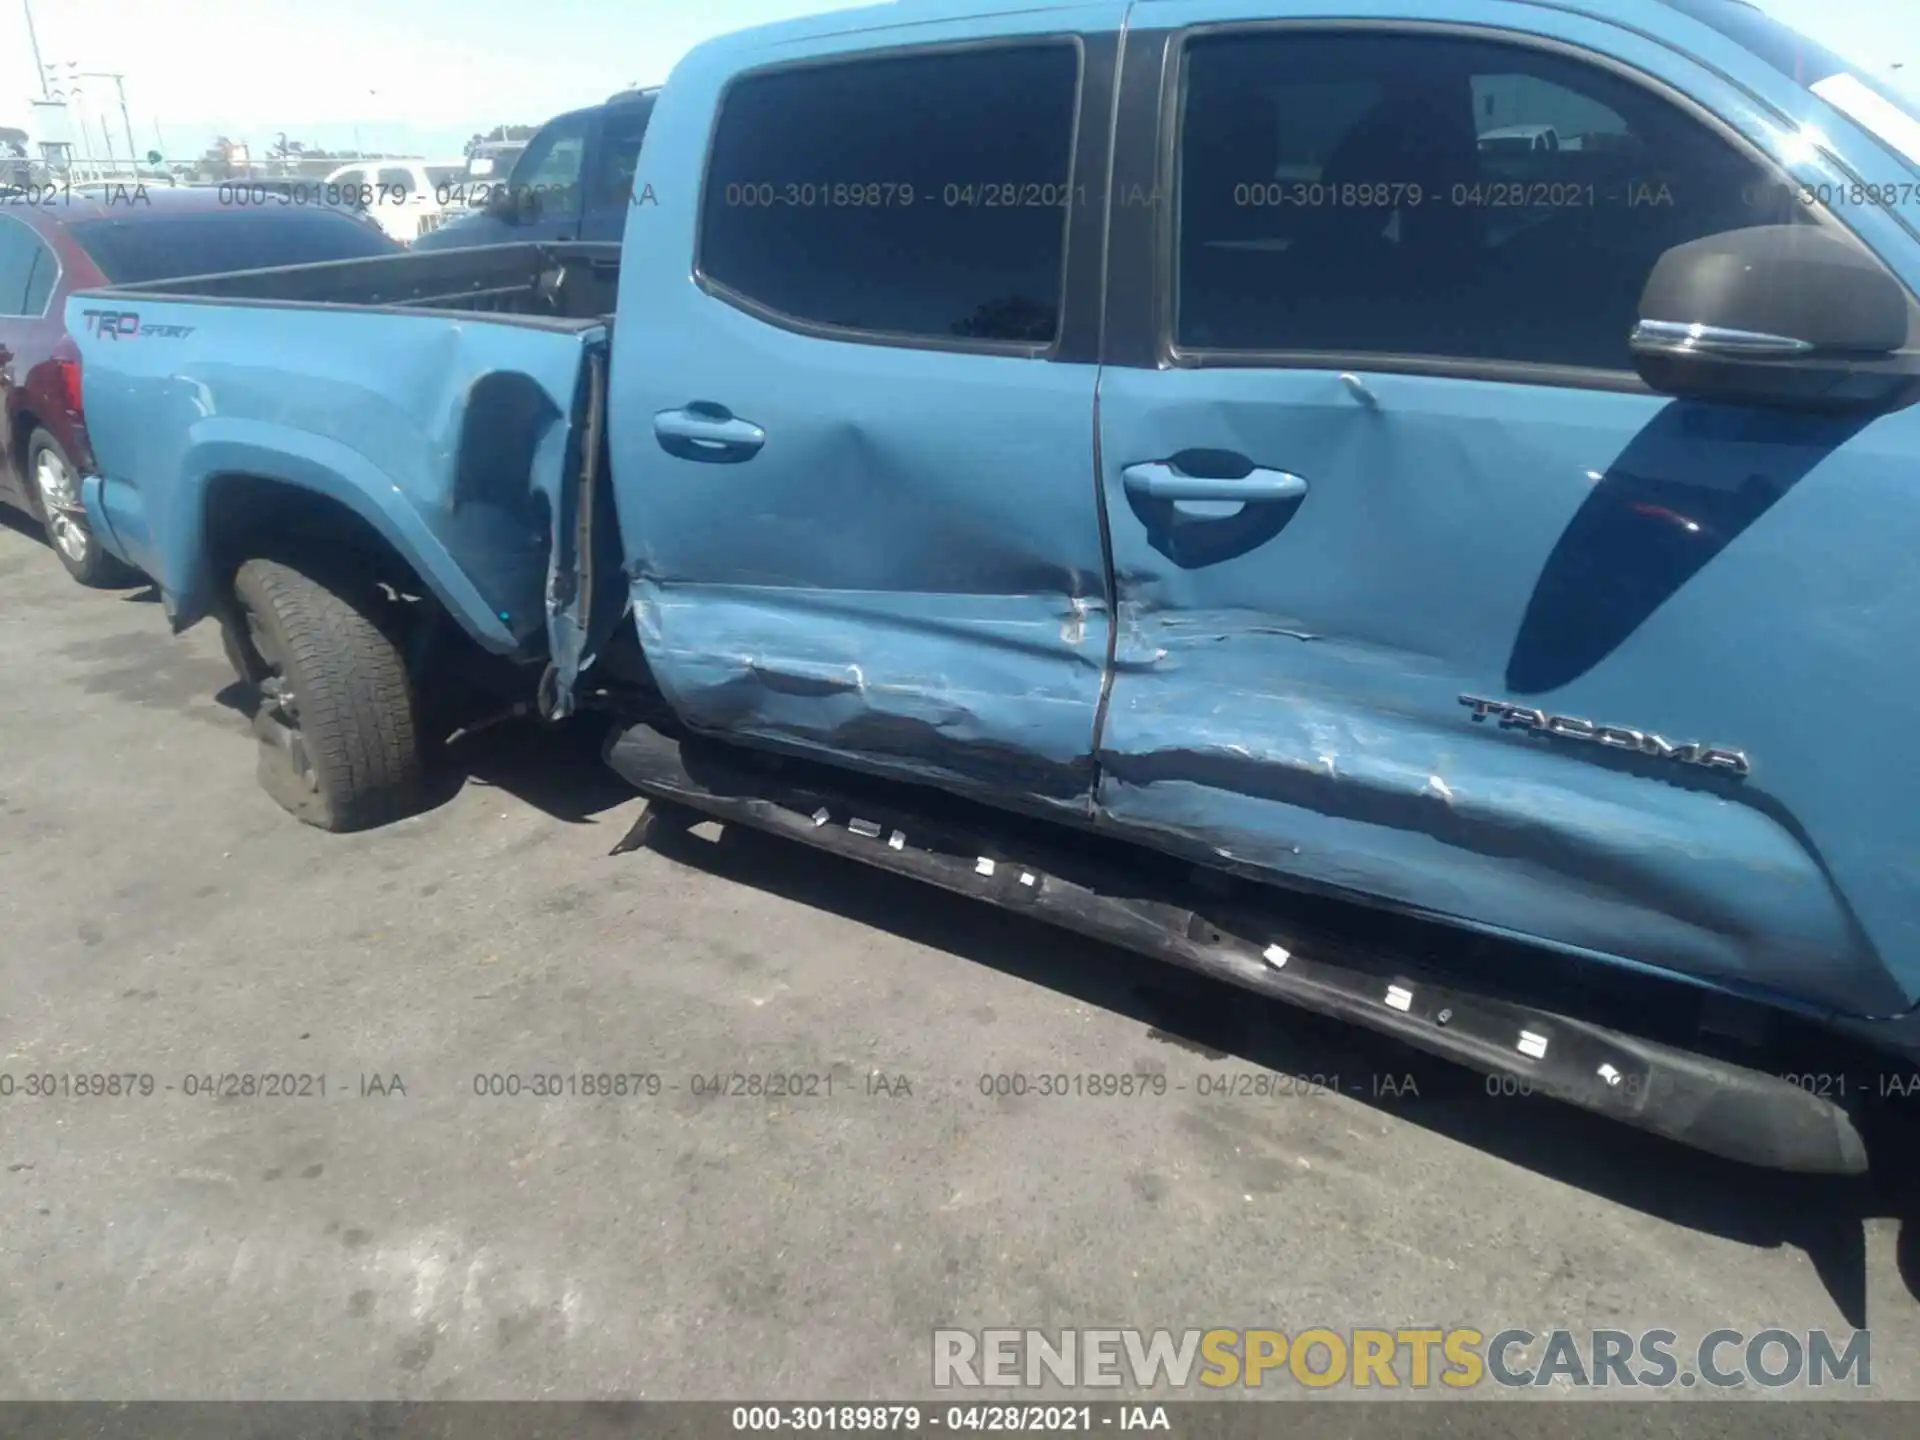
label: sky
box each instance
[1,0,1915,163]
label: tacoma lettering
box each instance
[1460,695,1750,777]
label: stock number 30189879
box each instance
[729,1406,1104,1431]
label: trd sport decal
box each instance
[80,310,194,339]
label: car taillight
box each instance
[53,355,82,415]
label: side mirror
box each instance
[483,184,518,221]
[1632,225,1919,413]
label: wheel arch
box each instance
[7,405,46,497]
[179,462,522,658]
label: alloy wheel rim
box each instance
[33,449,91,565]
[244,608,319,795]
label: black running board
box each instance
[605,720,1868,1175]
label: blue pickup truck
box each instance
[63,0,1920,1173]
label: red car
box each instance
[0,186,401,585]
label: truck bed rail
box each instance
[106,241,621,321]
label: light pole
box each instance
[75,85,117,170]
[55,69,141,169]
[99,74,139,165]
[41,61,92,170]
[22,0,49,98]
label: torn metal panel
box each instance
[544,339,631,713]
[631,584,1107,811]
[606,245,1113,811]
[1092,760,1904,1017]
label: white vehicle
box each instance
[1477,123,1562,153]
[320,160,467,244]
[465,141,527,182]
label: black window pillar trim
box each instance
[1053,29,1118,366]
[1101,27,1172,370]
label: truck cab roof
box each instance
[678,0,1858,60]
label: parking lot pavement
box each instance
[3,512,1920,1403]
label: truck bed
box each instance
[68,243,619,665]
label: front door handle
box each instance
[1122,461,1307,503]
[653,405,766,464]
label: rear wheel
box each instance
[28,430,140,588]
[229,557,423,831]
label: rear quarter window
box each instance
[67,211,401,285]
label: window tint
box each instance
[22,235,55,313]
[0,215,35,315]
[1176,31,1818,371]
[377,167,417,194]
[590,100,654,210]
[69,211,400,285]
[1472,74,1626,168]
[699,45,1080,344]
[514,116,589,212]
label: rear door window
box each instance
[697,44,1081,344]
[21,233,56,313]
[0,215,36,315]
[68,211,400,284]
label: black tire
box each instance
[230,557,423,831]
[26,429,141,588]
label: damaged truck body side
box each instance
[66,0,1920,1170]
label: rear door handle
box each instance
[1122,461,1307,503]
[653,406,766,464]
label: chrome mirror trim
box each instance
[1631,319,1817,358]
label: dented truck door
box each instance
[606,10,1123,815]
[1089,2,1920,1018]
